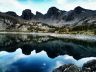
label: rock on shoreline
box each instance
[53,60,96,72]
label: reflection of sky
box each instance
[0,49,96,72]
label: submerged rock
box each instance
[53,64,80,72]
[82,60,96,72]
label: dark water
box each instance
[0,34,96,72]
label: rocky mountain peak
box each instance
[21,9,34,20]
[0,6,96,28]
[47,7,59,14]
[5,11,18,17]
[74,6,85,14]
[45,7,60,18]
[35,11,43,18]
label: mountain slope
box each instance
[0,6,96,34]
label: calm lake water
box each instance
[0,34,96,72]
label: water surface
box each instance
[0,34,96,72]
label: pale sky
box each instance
[0,0,96,15]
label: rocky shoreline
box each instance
[53,60,96,72]
[0,32,96,42]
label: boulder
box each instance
[82,60,96,72]
[53,64,80,72]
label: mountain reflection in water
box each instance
[0,49,96,72]
[0,34,96,59]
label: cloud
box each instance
[56,0,65,5]
[56,0,96,11]
[31,0,51,3]
[0,0,28,15]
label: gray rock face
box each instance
[53,64,80,72]
[0,12,19,30]
[82,60,96,72]
[5,11,18,17]
[34,6,96,27]
[35,11,44,19]
[0,6,96,30]
[45,7,60,19]
[74,6,85,14]
[21,9,34,20]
